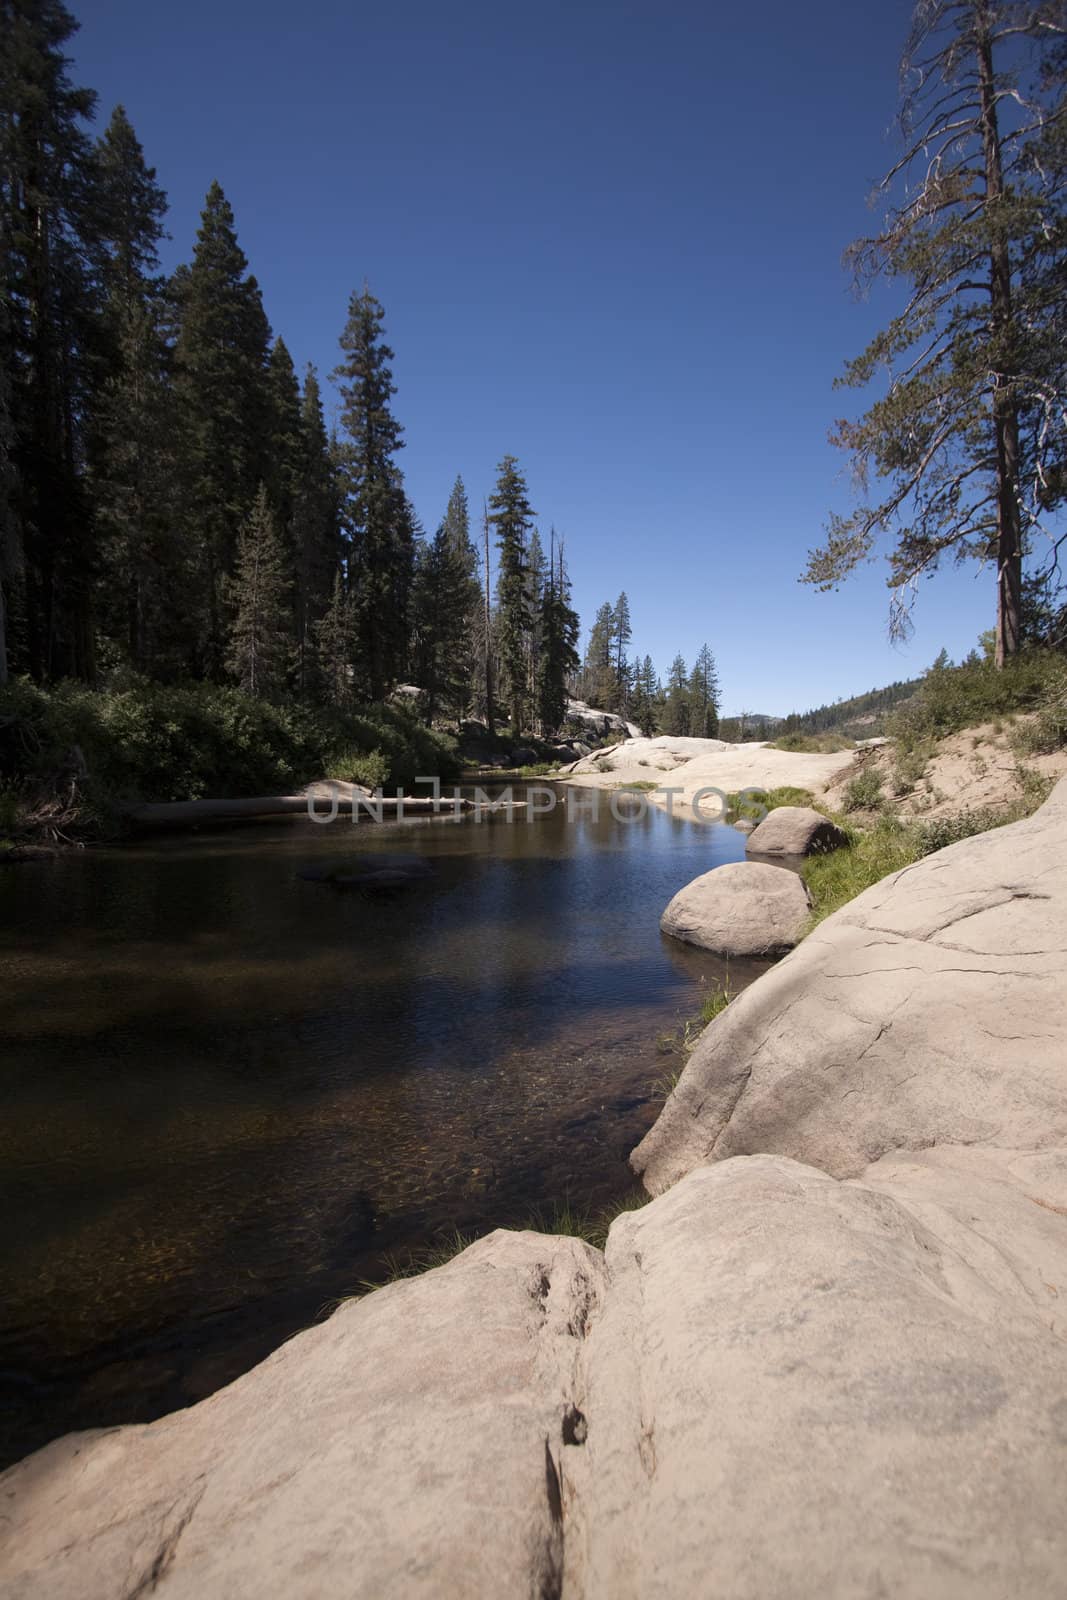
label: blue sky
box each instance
[73,0,996,715]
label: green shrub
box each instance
[0,784,21,836]
[1014,763,1055,811]
[327,748,392,790]
[804,768,1055,926]
[771,732,854,753]
[324,702,459,791]
[0,676,463,833]
[913,776,1051,854]
[890,740,934,795]
[915,808,1011,854]
[889,649,1064,750]
[840,769,885,813]
[1008,664,1067,756]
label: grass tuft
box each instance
[801,818,923,926]
[655,973,735,1069]
[726,785,816,822]
[349,1190,654,1298]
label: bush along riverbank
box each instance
[731,772,1056,931]
[0,678,461,850]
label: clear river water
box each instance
[0,783,770,1467]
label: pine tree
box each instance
[89,104,176,673]
[0,0,99,680]
[662,654,691,735]
[536,534,580,735]
[266,337,303,538]
[488,454,535,734]
[225,484,292,698]
[472,500,496,732]
[524,526,547,707]
[689,643,720,737]
[314,567,351,706]
[804,2,1067,666]
[612,591,632,708]
[332,288,411,700]
[172,181,273,674]
[581,601,616,709]
[92,103,166,303]
[640,656,661,735]
[292,366,340,694]
[0,289,17,684]
[411,476,479,722]
[631,649,661,735]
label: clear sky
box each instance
[71,0,996,716]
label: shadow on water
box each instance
[0,784,771,1467]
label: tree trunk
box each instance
[977,16,1023,667]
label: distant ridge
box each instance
[780,677,921,738]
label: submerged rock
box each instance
[660,859,810,956]
[296,854,434,890]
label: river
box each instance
[0,783,769,1467]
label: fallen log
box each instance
[122,783,531,829]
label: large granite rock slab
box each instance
[0,1231,603,1600]
[5,1151,1066,1599]
[660,859,810,956]
[635,776,1067,1192]
[566,1148,1067,1600]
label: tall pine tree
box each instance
[612,591,632,709]
[488,454,534,734]
[172,181,273,675]
[0,0,98,680]
[314,568,351,707]
[266,336,302,539]
[581,601,616,709]
[524,526,547,708]
[804,1,1067,665]
[225,483,292,698]
[291,366,340,695]
[662,654,691,735]
[90,104,176,673]
[332,288,411,700]
[411,475,479,722]
[0,287,16,685]
[689,643,720,737]
[536,533,580,735]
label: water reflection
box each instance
[0,785,768,1465]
